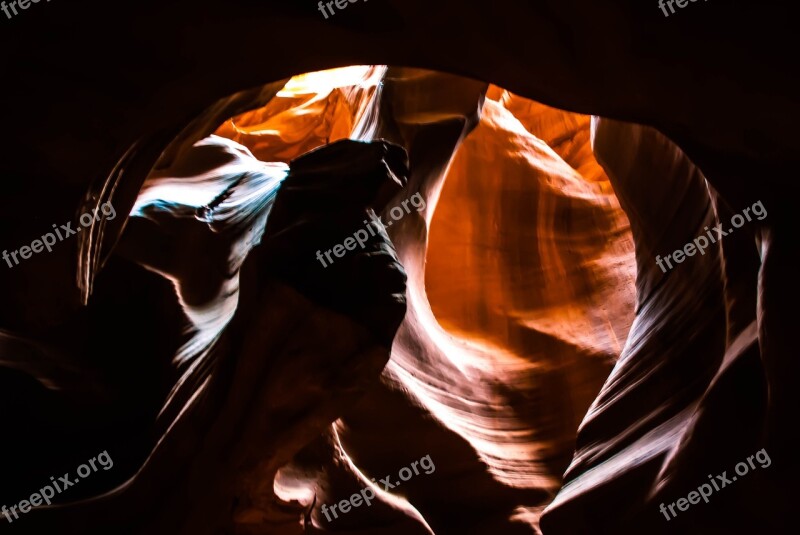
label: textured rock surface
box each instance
[540,118,761,534]
[1,135,411,534]
[1,1,797,533]
[426,93,635,467]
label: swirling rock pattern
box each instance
[1,1,797,528]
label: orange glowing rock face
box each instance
[495,89,609,184]
[214,65,386,163]
[426,87,635,365]
[415,86,637,503]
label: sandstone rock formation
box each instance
[1,2,796,534]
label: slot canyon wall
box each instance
[1,1,797,534]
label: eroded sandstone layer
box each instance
[1,14,795,529]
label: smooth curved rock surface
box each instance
[1,2,797,531]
